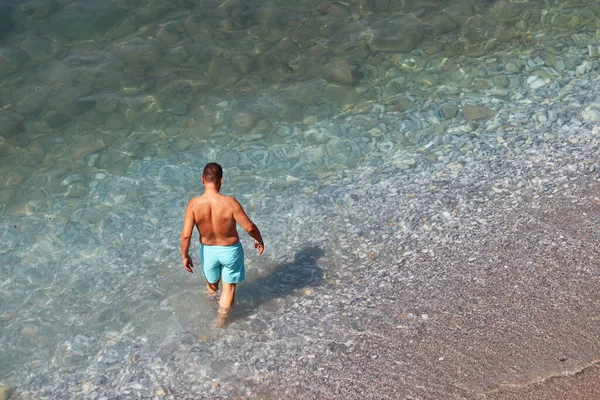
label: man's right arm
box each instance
[232,197,264,254]
[180,201,196,273]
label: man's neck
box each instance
[203,184,221,194]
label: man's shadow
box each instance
[230,246,325,321]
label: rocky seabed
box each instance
[2,0,600,398]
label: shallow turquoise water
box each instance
[1,0,598,395]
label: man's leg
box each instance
[206,280,219,295]
[216,282,236,328]
[219,282,236,308]
[216,243,243,327]
[201,245,220,295]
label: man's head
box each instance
[202,162,223,186]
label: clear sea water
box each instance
[0,0,597,396]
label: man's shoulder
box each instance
[188,195,208,208]
[188,195,203,204]
[218,194,237,205]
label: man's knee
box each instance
[222,282,236,292]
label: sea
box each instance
[1,0,599,398]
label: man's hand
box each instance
[254,240,264,255]
[183,256,194,273]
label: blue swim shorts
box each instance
[200,241,245,284]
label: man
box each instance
[180,163,264,327]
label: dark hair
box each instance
[203,162,223,183]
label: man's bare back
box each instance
[187,192,255,247]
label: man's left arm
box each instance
[180,201,195,273]
[231,197,264,255]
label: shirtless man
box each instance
[180,163,264,327]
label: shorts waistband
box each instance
[200,241,241,249]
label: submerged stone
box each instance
[282,105,304,122]
[365,19,423,53]
[157,79,200,104]
[120,37,163,67]
[21,0,57,20]
[0,46,29,78]
[322,84,359,105]
[471,79,491,91]
[193,119,215,138]
[42,1,128,41]
[94,95,120,114]
[15,88,49,114]
[441,104,458,120]
[582,107,600,124]
[504,62,521,73]
[492,75,510,88]
[323,58,362,86]
[232,111,261,132]
[96,151,131,175]
[462,104,497,121]
[156,20,183,45]
[0,141,14,157]
[576,61,593,76]
[426,14,458,37]
[0,2,16,42]
[166,46,189,65]
[527,76,548,90]
[416,73,440,86]
[20,36,58,65]
[326,138,356,166]
[444,1,475,25]
[75,97,97,115]
[384,97,413,112]
[397,55,427,74]
[72,135,106,159]
[167,102,188,115]
[207,59,241,88]
[46,84,94,115]
[41,60,81,85]
[0,113,24,137]
[44,112,71,129]
[105,114,129,130]
[232,53,255,76]
[490,2,525,22]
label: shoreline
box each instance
[484,360,600,399]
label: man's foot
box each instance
[216,306,230,328]
[203,289,219,311]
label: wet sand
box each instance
[485,361,600,400]
[484,361,600,400]
[226,158,600,399]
